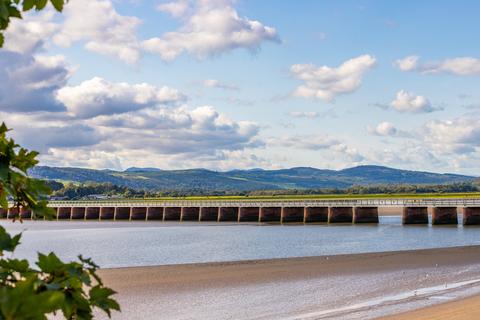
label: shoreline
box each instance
[97,246,480,319]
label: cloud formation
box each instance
[395,55,480,75]
[423,116,480,154]
[56,77,186,118]
[288,111,319,118]
[203,79,238,90]
[53,0,142,64]
[389,90,436,113]
[0,52,71,112]
[143,0,279,61]
[291,54,376,101]
[368,121,397,136]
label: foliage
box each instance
[0,0,66,47]
[0,123,120,319]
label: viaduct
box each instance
[2,199,480,225]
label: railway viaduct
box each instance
[2,199,480,225]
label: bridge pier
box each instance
[7,207,18,219]
[259,207,281,223]
[304,207,328,223]
[57,207,71,220]
[432,207,458,225]
[181,207,199,221]
[114,207,130,220]
[0,208,7,218]
[218,207,238,222]
[147,207,164,220]
[463,207,480,225]
[131,207,147,220]
[71,207,85,219]
[402,207,428,224]
[19,207,32,219]
[100,207,115,220]
[164,207,181,221]
[281,207,304,223]
[353,207,379,224]
[200,207,219,221]
[85,207,100,220]
[328,207,353,223]
[238,207,259,222]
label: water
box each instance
[1,216,480,268]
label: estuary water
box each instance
[1,216,480,268]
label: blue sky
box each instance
[0,0,479,174]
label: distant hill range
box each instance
[29,165,477,191]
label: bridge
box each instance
[2,198,480,225]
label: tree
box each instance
[0,2,120,318]
[0,124,120,319]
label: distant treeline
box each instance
[45,180,480,200]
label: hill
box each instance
[28,165,476,191]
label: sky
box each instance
[0,0,479,174]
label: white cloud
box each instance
[3,11,58,54]
[269,134,339,151]
[56,77,186,118]
[395,55,480,75]
[368,121,397,136]
[0,52,72,112]
[203,79,238,90]
[390,90,436,113]
[157,0,190,18]
[143,0,279,61]
[394,55,419,71]
[288,111,319,118]
[291,54,376,101]
[423,117,480,154]
[53,0,142,64]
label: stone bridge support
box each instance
[85,207,100,220]
[218,207,238,222]
[130,207,147,220]
[328,207,353,223]
[7,207,18,219]
[304,207,328,223]
[463,207,480,225]
[71,207,85,219]
[164,207,181,221]
[57,207,71,220]
[238,207,259,222]
[402,207,428,224]
[200,207,219,221]
[114,207,130,220]
[353,207,379,224]
[181,207,199,221]
[100,207,115,220]
[432,207,458,225]
[259,207,281,223]
[281,207,304,223]
[147,207,164,220]
[0,208,7,218]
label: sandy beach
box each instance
[97,246,480,319]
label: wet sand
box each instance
[97,246,480,319]
[382,294,480,319]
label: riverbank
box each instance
[97,246,480,319]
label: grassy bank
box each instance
[49,192,480,203]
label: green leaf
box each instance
[0,226,21,253]
[22,0,35,11]
[50,0,63,11]
[35,0,48,10]
[8,6,22,19]
[0,33,3,47]
[37,252,63,273]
